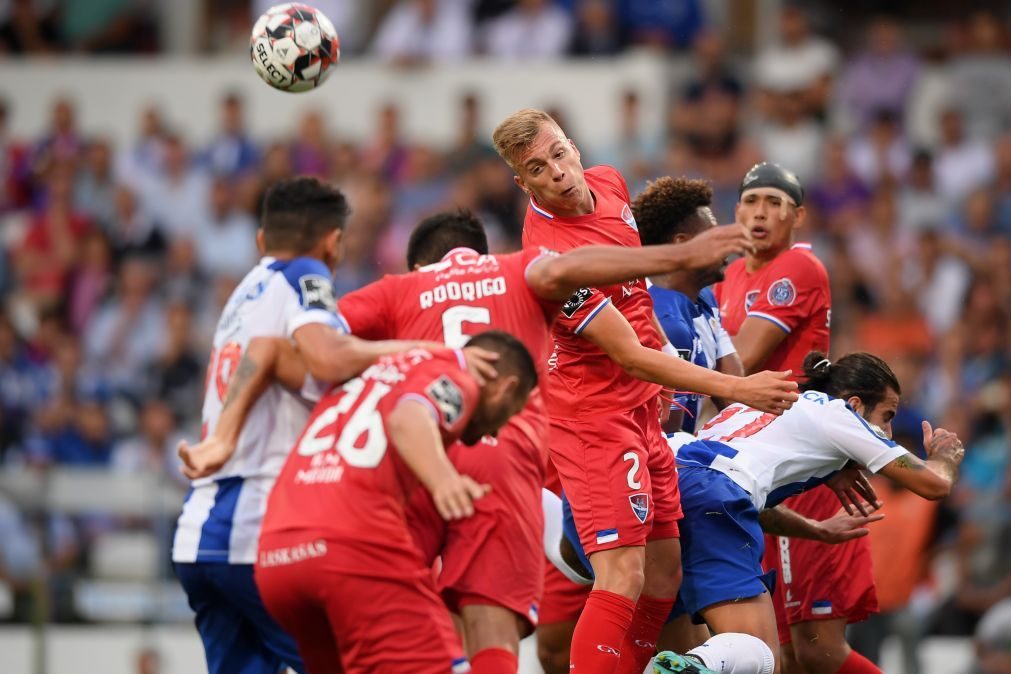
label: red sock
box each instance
[470,647,518,674]
[836,649,882,674]
[615,594,676,674]
[569,590,636,673]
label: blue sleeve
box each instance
[650,288,693,355]
[271,257,338,313]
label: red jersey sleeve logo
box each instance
[744,290,760,312]
[767,278,797,307]
[425,375,465,426]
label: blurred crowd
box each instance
[1,3,1011,671]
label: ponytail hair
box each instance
[800,351,901,409]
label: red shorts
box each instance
[539,555,591,625]
[255,532,468,674]
[409,422,546,634]
[764,487,879,645]
[549,401,682,556]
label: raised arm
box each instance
[579,303,798,414]
[524,224,751,301]
[386,398,488,521]
[877,421,965,500]
[292,322,422,383]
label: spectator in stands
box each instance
[946,11,1011,142]
[112,399,186,477]
[57,0,155,53]
[32,97,84,179]
[845,108,912,186]
[809,135,872,234]
[898,149,948,234]
[933,107,995,207]
[362,102,409,184]
[447,92,495,172]
[615,0,704,50]
[753,4,839,120]
[27,397,113,467]
[0,0,60,53]
[194,177,257,280]
[15,163,92,310]
[756,89,824,183]
[837,15,921,133]
[116,105,166,190]
[289,109,331,177]
[483,0,574,60]
[82,256,166,397]
[990,135,1011,235]
[106,184,164,261]
[0,98,31,213]
[569,0,621,56]
[143,301,203,424]
[0,317,48,460]
[975,597,1011,674]
[371,0,473,65]
[136,134,209,243]
[903,227,972,336]
[593,90,660,194]
[67,231,113,335]
[74,138,117,230]
[203,93,259,179]
[677,29,744,111]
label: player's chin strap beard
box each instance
[741,187,796,221]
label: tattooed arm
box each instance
[878,420,966,500]
[179,337,300,480]
[759,504,884,543]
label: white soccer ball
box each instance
[250,3,340,93]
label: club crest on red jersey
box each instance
[621,203,638,231]
[629,493,649,523]
[767,278,797,307]
[744,290,760,312]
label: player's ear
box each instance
[256,228,266,254]
[513,174,529,195]
[846,395,864,416]
[793,205,807,228]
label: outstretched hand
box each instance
[733,370,799,415]
[826,464,881,516]
[683,223,754,269]
[817,507,885,544]
[178,436,236,481]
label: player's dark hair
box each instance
[800,351,901,409]
[465,330,538,394]
[261,177,350,253]
[632,177,714,247]
[406,210,489,269]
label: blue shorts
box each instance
[676,466,775,619]
[175,562,305,674]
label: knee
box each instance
[646,558,681,598]
[591,548,645,599]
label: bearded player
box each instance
[493,108,799,674]
[714,162,882,674]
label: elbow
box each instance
[533,262,572,300]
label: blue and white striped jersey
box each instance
[649,283,736,433]
[173,256,348,565]
[668,392,908,510]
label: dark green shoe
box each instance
[653,651,718,674]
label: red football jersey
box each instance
[714,243,831,377]
[521,165,662,419]
[260,348,479,574]
[338,246,556,448]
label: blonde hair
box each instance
[492,108,560,170]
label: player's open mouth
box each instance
[561,186,576,197]
[750,226,769,239]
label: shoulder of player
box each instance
[771,248,828,281]
[267,256,336,310]
[585,164,629,195]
